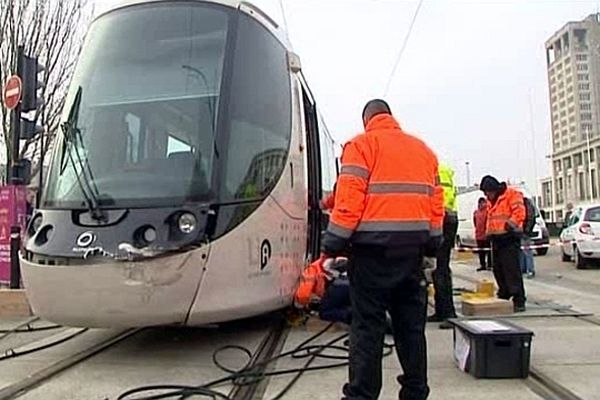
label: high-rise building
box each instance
[545,14,600,222]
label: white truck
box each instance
[456,186,549,256]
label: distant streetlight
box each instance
[465,161,471,187]
[585,127,594,202]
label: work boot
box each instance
[427,314,443,323]
[439,320,453,330]
[514,303,526,313]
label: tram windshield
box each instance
[44,1,291,209]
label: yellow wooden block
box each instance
[476,280,495,298]
[453,252,474,262]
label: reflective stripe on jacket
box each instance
[324,114,444,250]
[486,187,526,237]
[439,164,458,213]
[294,259,327,307]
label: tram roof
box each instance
[96,0,292,51]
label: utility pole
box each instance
[528,92,540,205]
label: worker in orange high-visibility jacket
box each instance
[321,99,443,400]
[480,175,527,312]
[294,258,327,308]
[294,257,353,325]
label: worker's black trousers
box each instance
[492,238,526,306]
[433,213,458,319]
[343,252,429,400]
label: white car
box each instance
[560,204,600,269]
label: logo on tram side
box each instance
[76,231,96,248]
[260,239,272,270]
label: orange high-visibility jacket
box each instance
[486,187,526,237]
[322,114,444,251]
[294,259,327,307]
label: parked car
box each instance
[456,186,549,255]
[560,203,600,269]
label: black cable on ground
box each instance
[116,321,395,400]
[0,328,88,362]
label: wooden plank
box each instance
[0,289,32,318]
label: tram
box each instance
[20,0,338,327]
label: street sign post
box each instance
[2,75,22,110]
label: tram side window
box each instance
[125,113,141,163]
[318,115,337,196]
[167,136,193,156]
[222,13,292,201]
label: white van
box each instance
[456,186,549,255]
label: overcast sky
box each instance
[96,0,600,193]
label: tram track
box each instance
[228,317,289,400]
[527,367,587,400]
[0,327,141,400]
[0,313,294,400]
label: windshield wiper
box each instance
[60,87,106,222]
[182,64,219,158]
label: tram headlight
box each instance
[143,227,157,243]
[178,213,197,234]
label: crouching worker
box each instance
[294,257,352,325]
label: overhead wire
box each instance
[382,0,425,97]
[278,0,290,42]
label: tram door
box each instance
[301,87,322,262]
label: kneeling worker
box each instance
[294,257,351,325]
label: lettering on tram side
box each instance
[260,239,272,270]
[246,238,273,278]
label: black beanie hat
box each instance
[480,175,502,192]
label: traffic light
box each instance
[11,159,31,185]
[20,54,45,113]
[20,117,44,140]
[19,53,45,140]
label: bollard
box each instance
[9,226,21,289]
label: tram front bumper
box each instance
[19,251,205,328]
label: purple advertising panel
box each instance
[0,185,28,284]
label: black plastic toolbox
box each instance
[449,319,534,379]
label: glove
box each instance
[322,257,336,281]
[322,257,349,281]
[424,236,443,257]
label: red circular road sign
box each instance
[2,75,22,110]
